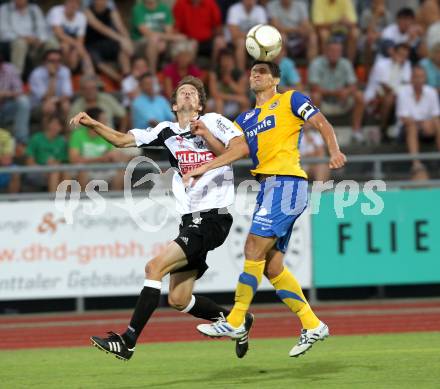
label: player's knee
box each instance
[264,262,283,280]
[244,239,266,260]
[167,294,189,311]
[145,258,162,278]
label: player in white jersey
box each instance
[69,76,254,361]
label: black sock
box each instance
[122,281,161,348]
[186,295,230,322]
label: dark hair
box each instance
[86,107,104,120]
[138,72,153,82]
[170,76,207,113]
[251,60,281,78]
[396,7,415,19]
[395,42,410,51]
[131,55,147,66]
[44,49,62,60]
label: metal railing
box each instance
[0,151,439,201]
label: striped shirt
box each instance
[0,63,23,96]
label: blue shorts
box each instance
[250,176,308,253]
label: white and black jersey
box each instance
[129,113,243,214]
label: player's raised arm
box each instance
[306,112,347,169]
[190,119,226,156]
[69,111,136,148]
[182,136,249,185]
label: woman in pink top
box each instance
[163,40,202,98]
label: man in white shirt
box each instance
[47,0,94,74]
[380,7,422,59]
[0,0,48,75]
[226,0,268,70]
[70,76,254,361]
[397,66,440,178]
[365,43,412,139]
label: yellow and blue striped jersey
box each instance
[234,90,319,178]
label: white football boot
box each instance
[289,321,329,357]
[197,315,247,340]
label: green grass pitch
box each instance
[2,333,439,389]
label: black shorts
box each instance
[173,208,233,279]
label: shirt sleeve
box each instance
[29,69,47,100]
[129,123,166,147]
[25,136,36,158]
[344,0,357,23]
[343,59,357,85]
[396,87,409,118]
[226,5,239,25]
[69,129,82,151]
[60,67,73,97]
[77,12,87,36]
[307,58,321,85]
[432,89,440,117]
[202,113,243,146]
[47,6,61,27]
[290,91,320,121]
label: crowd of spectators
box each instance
[0,0,440,193]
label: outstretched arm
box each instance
[307,112,346,169]
[69,112,136,148]
[190,119,226,156]
[182,136,249,185]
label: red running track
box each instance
[1,300,440,350]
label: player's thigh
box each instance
[264,249,285,280]
[168,270,198,309]
[146,241,188,277]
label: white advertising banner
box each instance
[0,193,311,300]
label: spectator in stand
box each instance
[208,48,249,119]
[69,107,125,190]
[267,0,318,61]
[47,0,94,75]
[309,39,365,143]
[226,0,268,70]
[25,115,68,192]
[0,53,30,144]
[420,43,440,94]
[131,0,185,72]
[216,0,238,23]
[299,126,330,182]
[121,56,160,108]
[311,0,359,62]
[416,0,440,33]
[162,40,202,98]
[385,0,418,17]
[0,0,48,76]
[274,44,301,92]
[85,0,134,82]
[364,43,411,139]
[380,8,423,62]
[397,66,440,180]
[173,0,224,62]
[131,72,174,129]
[29,49,73,119]
[426,17,440,52]
[0,128,20,193]
[359,0,392,74]
[69,75,127,131]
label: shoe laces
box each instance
[298,329,309,345]
[106,331,122,343]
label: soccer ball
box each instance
[246,24,282,61]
